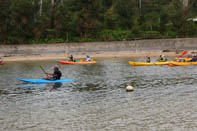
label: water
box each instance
[1,58,197,130]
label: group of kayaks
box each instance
[17,59,97,84]
[129,61,197,66]
[12,55,197,84]
[129,57,197,67]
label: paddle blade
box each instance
[179,51,187,57]
[40,66,45,72]
[40,66,48,76]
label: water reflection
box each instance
[17,82,63,92]
[50,82,63,91]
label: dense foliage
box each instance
[0,0,197,44]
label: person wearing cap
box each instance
[85,55,91,62]
[44,65,62,80]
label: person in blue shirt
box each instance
[190,55,197,62]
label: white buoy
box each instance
[126,85,134,92]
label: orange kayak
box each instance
[58,60,96,65]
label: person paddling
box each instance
[146,56,151,63]
[85,55,91,61]
[44,65,62,80]
[157,55,167,62]
[69,55,74,62]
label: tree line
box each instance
[0,0,197,44]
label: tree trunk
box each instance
[39,0,43,16]
[50,0,55,28]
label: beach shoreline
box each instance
[1,38,197,62]
[2,51,180,62]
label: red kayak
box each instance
[0,62,4,65]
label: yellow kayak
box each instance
[175,57,192,62]
[129,61,154,66]
[169,61,197,66]
[154,61,171,65]
[129,61,171,66]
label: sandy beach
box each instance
[1,38,197,62]
[2,51,179,62]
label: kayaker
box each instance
[190,55,197,62]
[146,56,151,63]
[178,57,185,62]
[158,55,167,62]
[86,55,91,61]
[69,55,74,62]
[44,65,62,80]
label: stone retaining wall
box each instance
[0,38,197,57]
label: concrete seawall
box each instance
[1,38,197,61]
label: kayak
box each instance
[0,62,3,65]
[175,57,192,62]
[17,78,74,84]
[169,61,197,66]
[154,61,171,65]
[58,60,96,65]
[129,61,154,66]
[129,61,171,66]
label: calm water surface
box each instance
[1,58,197,131]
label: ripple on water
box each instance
[1,59,197,130]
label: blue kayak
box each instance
[17,78,74,84]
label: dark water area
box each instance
[1,58,197,130]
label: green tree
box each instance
[70,0,102,39]
[114,0,139,30]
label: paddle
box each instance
[179,51,187,58]
[40,66,48,76]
